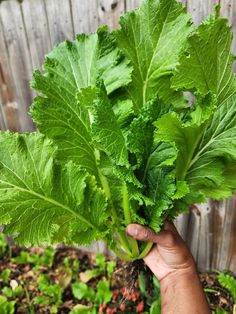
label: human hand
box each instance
[126,222,196,282]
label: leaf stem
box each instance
[98,170,132,256]
[122,182,140,257]
[138,242,153,259]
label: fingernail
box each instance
[126,225,138,236]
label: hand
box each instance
[126,222,196,282]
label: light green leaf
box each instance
[145,142,178,231]
[172,14,236,104]
[30,27,132,175]
[155,95,236,203]
[91,87,130,167]
[0,133,107,246]
[126,98,172,167]
[115,0,193,111]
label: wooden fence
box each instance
[0,0,235,272]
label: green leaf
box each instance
[32,26,132,95]
[0,296,15,314]
[30,27,132,175]
[72,282,95,301]
[91,87,130,167]
[0,133,108,246]
[172,14,236,104]
[69,305,93,314]
[95,280,112,306]
[115,0,193,111]
[154,112,202,181]
[127,98,171,167]
[218,273,236,302]
[155,95,236,204]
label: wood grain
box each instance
[21,0,51,71]
[71,0,98,34]
[44,0,74,46]
[0,0,34,131]
[187,0,219,24]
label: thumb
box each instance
[126,223,179,248]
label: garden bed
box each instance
[0,235,235,314]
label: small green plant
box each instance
[72,281,95,301]
[12,247,54,269]
[33,274,63,314]
[79,253,116,283]
[2,284,23,299]
[218,273,236,303]
[0,296,15,314]
[0,270,11,285]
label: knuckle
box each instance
[142,229,150,240]
[165,232,176,247]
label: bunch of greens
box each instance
[0,0,236,261]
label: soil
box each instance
[0,245,234,313]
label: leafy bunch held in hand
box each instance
[0,0,236,261]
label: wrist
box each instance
[160,266,211,314]
[160,265,198,288]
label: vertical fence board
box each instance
[98,0,125,29]
[220,0,236,58]
[71,0,99,34]
[0,0,34,132]
[187,0,219,24]
[21,0,52,71]
[44,0,74,46]
[211,198,236,272]
[125,0,141,11]
[174,213,190,241]
[186,207,201,261]
[196,202,213,271]
[0,19,19,131]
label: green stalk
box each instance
[138,242,153,259]
[98,170,132,257]
[122,182,140,257]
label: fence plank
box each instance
[0,0,34,132]
[125,0,141,11]
[0,19,14,131]
[174,213,190,241]
[196,202,213,271]
[220,0,236,57]
[98,0,125,30]
[21,0,51,71]
[211,198,236,272]
[186,0,219,24]
[186,206,201,261]
[44,0,74,46]
[125,0,187,12]
[71,0,98,34]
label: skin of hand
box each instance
[126,221,195,281]
[126,222,211,314]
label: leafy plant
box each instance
[0,0,236,261]
[11,247,54,271]
[33,274,63,314]
[0,296,15,314]
[72,281,95,301]
[0,270,11,285]
[218,273,236,303]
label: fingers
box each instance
[126,223,182,249]
[126,224,160,243]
